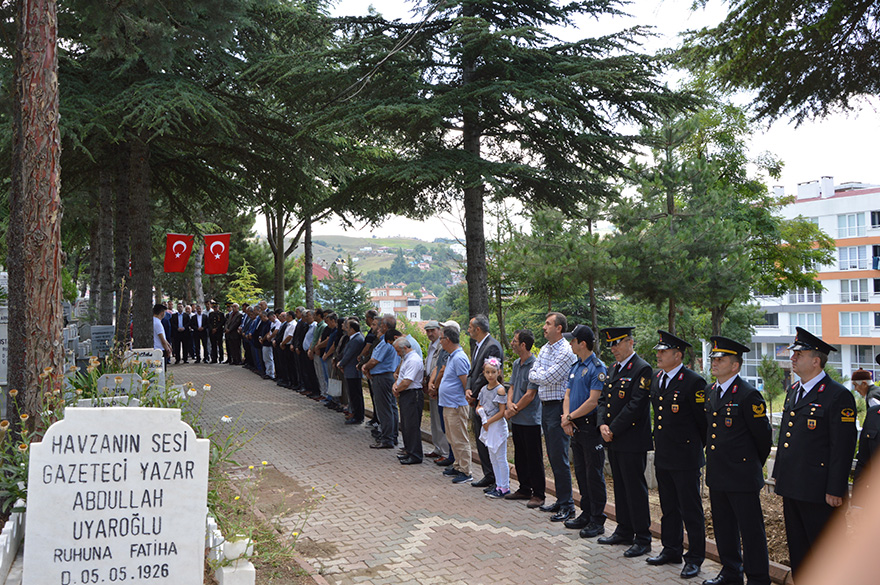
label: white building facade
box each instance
[745,177,880,386]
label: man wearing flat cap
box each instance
[853,362,880,497]
[702,337,772,585]
[852,366,880,407]
[647,331,707,579]
[596,327,654,558]
[772,327,857,576]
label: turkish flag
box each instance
[204,233,231,274]
[163,234,195,272]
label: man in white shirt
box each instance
[153,304,172,356]
[394,337,425,464]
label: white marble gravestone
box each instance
[124,348,166,390]
[95,373,142,396]
[23,407,209,585]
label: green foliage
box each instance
[226,260,265,307]
[316,256,373,317]
[61,266,78,304]
[680,0,880,124]
[757,355,785,415]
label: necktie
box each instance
[660,374,668,392]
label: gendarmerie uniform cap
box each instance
[788,327,836,355]
[563,324,595,345]
[709,336,750,358]
[852,368,873,382]
[653,330,691,351]
[601,327,634,346]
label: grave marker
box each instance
[23,407,209,585]
[89,326,116,358]
[95,373,142,396]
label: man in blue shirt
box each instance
[362,315,401,449]
[438,325,473,484]
[562,324,608,538]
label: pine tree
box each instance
[318,257,373,318]
[226,261,264,307]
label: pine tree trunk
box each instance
[7,0,63,420]
[193,244,205,308]
[114,148,131,343]
[97,167,114,324]
[89,211,100,319]
[129,135,153,349]
[273,214,286,311]
[304,217,314,309]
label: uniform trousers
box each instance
[225,332,241,364]
[710,489,770,585]
[782,497,836,576]
[511,423,545,498]
[397,387,424,461]
[347,378,364,422]
[443,405,471,476]
[210,331,224,363]
[541,400,573,506]
[656,467,705,563]
[471,406,495,480]
[261,346,275,378]
[571,419,606,525]
[371,373,398,446]
[429,398,450,457]
[608,450,651,545]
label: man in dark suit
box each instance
[702,336,772,585]
[338,318,366,424]
[772,327,857,577]
[464,314,504,490]
[596,326,654,558]
[189,305,208,363]
[646,330,707,579]
[224,303,243,365]
[171,303,191,364]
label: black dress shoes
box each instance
[399,456,422,465]
[579,523,605,538]
[472,476,495,488]
[623,543,651,558]
[550,505,575,522]
[538,501,561,513]
[563,512,589,530]
[701,575,742,585]
[597,534,634,546]
[434,457,454,466]
[369,442,393,449]
[646,552,682,566]
[681,563,700,579]
[344,419,363,425]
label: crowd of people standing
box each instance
[151,300,880,585]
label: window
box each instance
[875,279,880,294]
[758,313,779,327]
[748,343,763,359]
[788,287,821,303]
[790,313,821,336]
[840,279,869,302]
[872,210,880,228]
[840,312,871,336]
[839,246,868,270]
[876,312,880,328]
[838,213,866,238]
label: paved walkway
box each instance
[179,362,722,585]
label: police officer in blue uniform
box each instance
[561,325,608,538]
[773,327,857,576]
[647,330,707,579]
[703,337,772,585]
[596,327,654,558]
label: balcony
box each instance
[840,292,869,303]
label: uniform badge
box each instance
[598,373,606,382]
[640,377,650,389]
[678,373,684,381]
[694,390,705,403]
[570,373,575,378]
[841,408,855,423]
[581,369,588,377]
[619,390,625,399]
[807,419,817,430]
[671,404,679,413]
[752,404,766,418]
[627,362,632,370]
[725,418,732,427]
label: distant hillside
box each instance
[289,235,457,273]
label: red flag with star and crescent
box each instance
[204,233,231,274]
[163,234,195,272]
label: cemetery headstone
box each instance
[95,373,142,396]
[23,407,209,585]
[89,326,116,359]
[76,397,141,408]
[123,349,166,390]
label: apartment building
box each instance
[745,176,880,386]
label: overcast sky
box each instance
[289,0,880,240]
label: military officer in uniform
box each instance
[647,331,707,579]
[596,327,654,558]
[702,337,772,585]
[772,327,857,576]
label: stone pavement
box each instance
[179,362,722,585]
